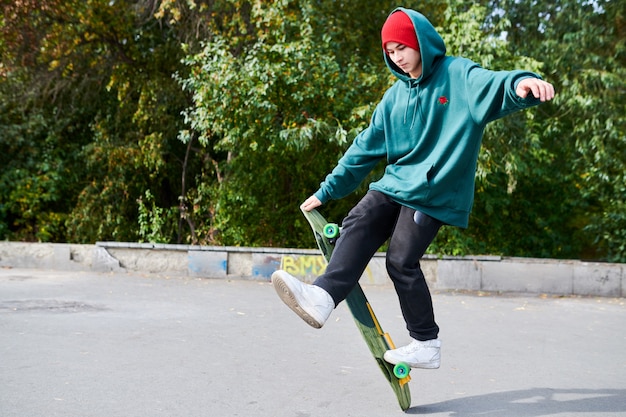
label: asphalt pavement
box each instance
[1,267,625,417]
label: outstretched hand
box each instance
[516,78,555,102]
[300,195,322,212]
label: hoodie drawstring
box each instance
[404,81,420,129]
[403,84,411,125]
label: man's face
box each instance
[385,41,422,79]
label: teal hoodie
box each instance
[314,8,544,227]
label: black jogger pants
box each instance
[314,190,443,341]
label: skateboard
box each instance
[301,207,411,411]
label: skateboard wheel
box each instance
[323,223,340,239]
[393,362,410,379]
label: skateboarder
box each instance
[272,7,554,369]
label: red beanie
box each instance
[381,11,419,51]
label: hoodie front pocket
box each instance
[377,162,435,203]
[415,162,435,199]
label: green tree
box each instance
[427,1,584,259]
[1,0,623,262]
[485,0,626,261]
[0,76,72,241]
[176,1,385,246]
[171,0,448,246]
[177,0,587,256]
[1,0,189,243]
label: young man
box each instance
[272,7,554,369]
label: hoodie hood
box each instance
[383,8,446,83]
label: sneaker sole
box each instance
[383,352,441,369]
[272,275,323,329]
[411,362,440,370]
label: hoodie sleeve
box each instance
[314,108,387,203]
[463,60,543,125]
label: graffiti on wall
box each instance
[281,255,327,277]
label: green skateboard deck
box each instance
[301,207,411,411]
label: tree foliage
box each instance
[174,1,393,246]
[1,0,624,262]
[484,0,626,261]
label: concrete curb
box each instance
[0,241,623,297]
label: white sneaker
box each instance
[271,270,334,329]
[384,338,441,369]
